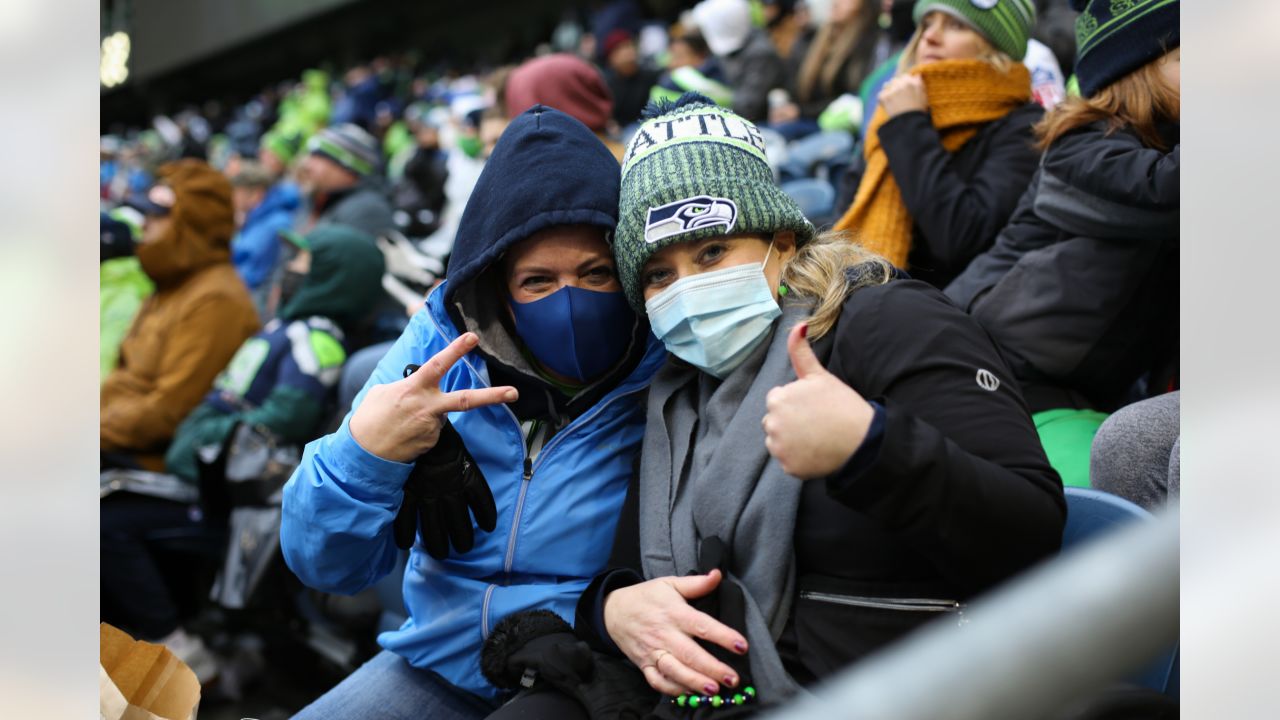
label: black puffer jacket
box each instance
[578,279,1064,687]
[833,103,1043,288]
[945,122,1180,412]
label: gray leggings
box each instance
[1089,392,1179,511]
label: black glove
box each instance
[482,609,659,720]
[392,364,498,558]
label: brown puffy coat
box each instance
[100,160,260,468]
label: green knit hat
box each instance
[1070,0,1179,98]
[615,93,815,310]
[912,0,1037,61]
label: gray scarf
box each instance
[639,299,812,705]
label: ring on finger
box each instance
[652,649,671,669]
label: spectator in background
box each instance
[270,69,332,146]
[833,0,1042,289]
[691,0,786,122]
[776,0,880,131]
[648,31,734,108]
[590,0,644,61]
[389,103,450,238]
[259,128,303,181]
[769,0,882,220]
[505,54,623,160]
[100,209,153,384]
[101,160,260,471]
[946,0,1179,487]
[332,64,385,130]
[229,161,301,315]
[102,225,386,684]
[601,29,661,129]
[164,225,386,486]
[762,0,807,61]
[299,123,395,237]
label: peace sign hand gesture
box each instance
[349,332,518,463]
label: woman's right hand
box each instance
[348,332,518,463]
[879,74,929,118]
[603,570,749,697]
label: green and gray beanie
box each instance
[1070,0,1178,98]
[614,93,815,309]
[306,123,380,177]
[912,0,1036,61]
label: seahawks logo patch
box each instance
[644,196,738,245]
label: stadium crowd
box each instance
[99,0,1179,717]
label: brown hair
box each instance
[795,1,880,105]
[1034,55,1179,152]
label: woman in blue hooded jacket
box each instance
[281,105,666,719]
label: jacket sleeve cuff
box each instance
[329,420,414,496]
[575,568,645,656]
[825,401,886,496]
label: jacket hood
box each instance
[136,159,236,286]
[256,182,302,217]
[443,105,620,308]
[280,225,386,329]
[439,106,636,406]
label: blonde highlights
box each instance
[780,231,893,339]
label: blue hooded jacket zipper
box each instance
[423,296,653,637]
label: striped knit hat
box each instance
[614,93,815,310]
[913,0,1036,61]
[306,123,380,177]
[1070,0,1179,98]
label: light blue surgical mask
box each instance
[644,243,781,378]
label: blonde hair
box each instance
[897,15,1015,74]
[780,230,893,339]
[1034,52,1179,152]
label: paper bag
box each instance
[100,622,201,720]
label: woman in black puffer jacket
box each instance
[945,0,1180,487]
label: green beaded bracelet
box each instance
[670,686,757,710]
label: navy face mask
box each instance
[508,285,636,383]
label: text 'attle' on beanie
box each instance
[307,123,380,177]
[614,92,815,310]
[1069,0,1179,98]
[912,0,1036,61]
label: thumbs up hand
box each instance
[763,322,875,479]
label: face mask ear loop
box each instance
[762,236,786,297]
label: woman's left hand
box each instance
[763,323,875,479]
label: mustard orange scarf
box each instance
[834,60,1031,268]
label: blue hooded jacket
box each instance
[231,182,301,291]
[281,106,664,699]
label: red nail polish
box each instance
[799,323,808,339]
[734,641,747,653]
[724,676,738,687]
[704,683,718,695]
